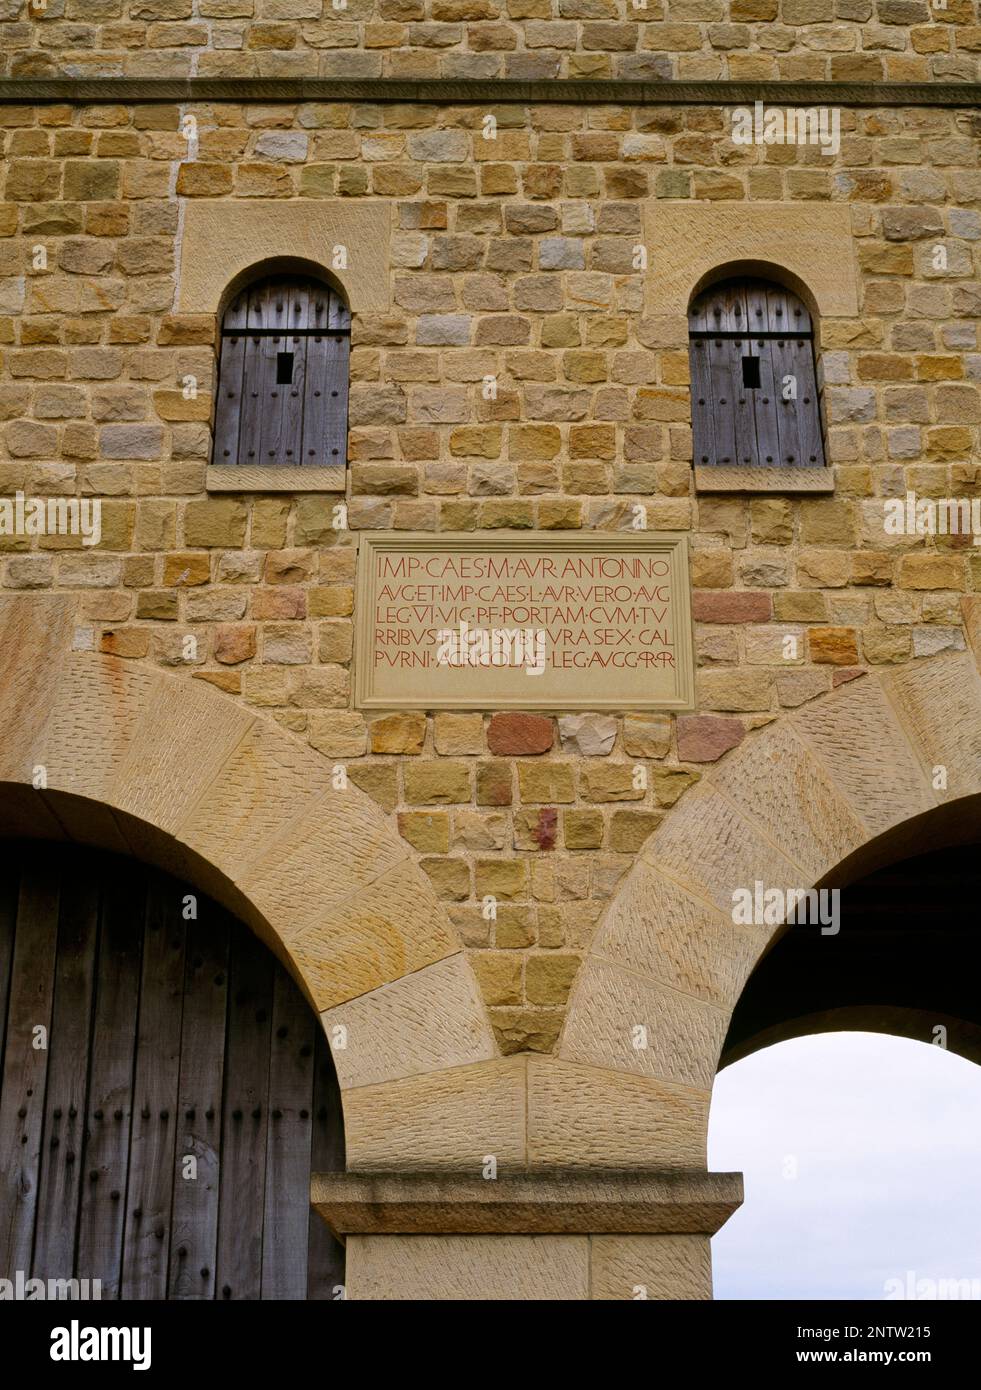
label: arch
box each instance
[688,260,822,330]
[0,594,497,1170]
[0,842,344,1299]
[720,842,981,1068]
[559,647,981,1165]
[216,256,348,326]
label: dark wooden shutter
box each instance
[0,843,345,1300]
[213,276,350,469]
[688,276,825,469]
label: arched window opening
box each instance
[212,273,351,472]
[688,276,825,472]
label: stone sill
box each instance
[695,466,835,494]
[311,1169,743,1239]
[206,464,345,493]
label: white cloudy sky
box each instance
[708,1032,981,1300]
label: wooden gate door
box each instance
[0,843,344,1300]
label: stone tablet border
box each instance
[354,531,695,713]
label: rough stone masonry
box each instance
[0,0,979,1066]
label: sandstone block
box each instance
[487,712,553,755]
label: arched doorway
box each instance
[720,843,981,1069]
[709,842,981,1297]
[0,842,344,1300]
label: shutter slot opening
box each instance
[741,356,761,390]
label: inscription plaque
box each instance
[354,533,694,711]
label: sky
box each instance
[708,1032,981,1301]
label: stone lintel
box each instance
[311,1169,743,1239]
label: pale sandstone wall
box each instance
[0,93,979,1059]
[2,0,980,83]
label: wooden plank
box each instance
[168,910,229,1301]
[289,282,314,332]
[31,866,99,1285]
[0,859,61,1279]
[279,282,308,467]
[213,332,246,465]
[120,874,186,1300]
[718,285,756,468]
[328,289,351,331]
[774,333,825,468]
[707,334,738,467]
[322,333,350,467]
[687,288,712,334]
[797,342,825,467]
[688,336,715,467]
[301,329,331,468]
[238,332,265,467]
[0,861,19,1065]
[752,333,782,468]
[75,865,145,1298]
[260,969,316,1300]
[763,282,792,336]
[306,1028,346,1301]
[215,925,273,1300]
[246,279,280,332]
[745,279,771,336]
[257,318,289,467]
[223,290,249,332]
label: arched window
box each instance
[212,273,350,472]
[688,276,825,474]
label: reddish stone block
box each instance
[676,715,745,763]
[487,712,554,755]
[214,624,256,666]
[691,591,772,624]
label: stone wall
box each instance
[1,0,979,83]
[0,92,979,1057]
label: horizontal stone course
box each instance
[3,8,980,82]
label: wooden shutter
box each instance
[213,277,350,470]
[688,276,825,469]
[0,843,345,1301]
